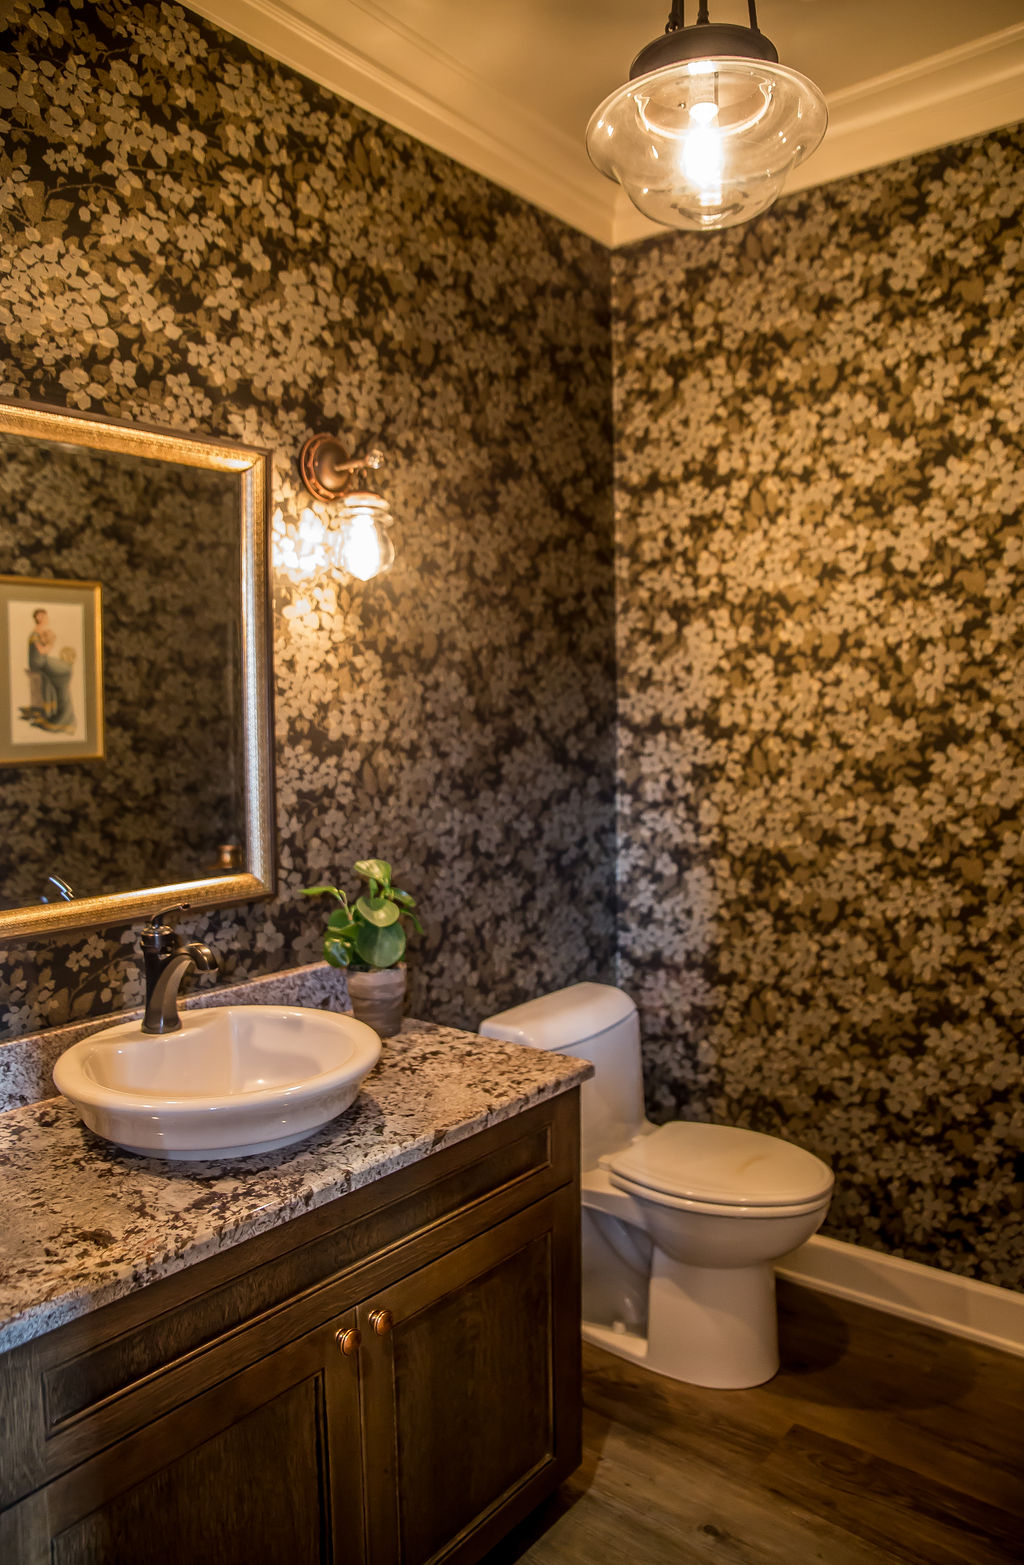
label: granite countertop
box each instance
[0,1020,590,1355]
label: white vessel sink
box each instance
[53,1006,382,1160]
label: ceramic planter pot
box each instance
[346,965,406,1038]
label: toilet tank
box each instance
[479,983,647,1169]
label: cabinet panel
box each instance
[50,1378,329,1565]
[394,1233,553,1562]
[1,1312,366,1565]
[360,1190,581,1565]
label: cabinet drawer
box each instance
[1,1091,579,1508]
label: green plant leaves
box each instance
[354,919,406,968]
[304,859,420,971]
[355,895,399,927]
[354,859,391,885]
[302,884,346,903]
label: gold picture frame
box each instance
[0,574,104,764]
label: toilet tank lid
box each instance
[479,983,637,1051]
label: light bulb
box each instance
[336,514,388,582]
[683,101,723,204]
[328,491,395,582]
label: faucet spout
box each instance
[140,909,217,1034]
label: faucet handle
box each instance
[143,903,190,933]
[141,904,192,952]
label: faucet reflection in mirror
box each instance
[298,435,396,582]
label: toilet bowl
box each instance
[480,983,833,1389]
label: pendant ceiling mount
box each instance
[587,1,827,233]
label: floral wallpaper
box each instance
[0,1,616,1035]
[613,128,1024,1289]
[0,0,1020,1293]
[0,437,242,902]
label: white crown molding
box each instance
[184,0,616,245]
[186,6,1024,251]
[613,23,1024,248]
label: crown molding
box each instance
[186,5,1024,253]
[184,0,616,245]
[612,23,1024,248]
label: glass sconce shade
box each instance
[298,435,396,583]
[326,491,395,582]
[588,55,826,230]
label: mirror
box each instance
[0,398,275,937]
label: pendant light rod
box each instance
[667,3,762,33]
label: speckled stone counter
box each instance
[0,1020,589,1354]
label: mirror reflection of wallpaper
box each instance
[0,438,242,902]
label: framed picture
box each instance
[0,575,104,764]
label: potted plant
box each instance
[302,858,423,1037]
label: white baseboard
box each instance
[775,1235,1024,1359]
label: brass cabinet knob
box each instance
[335,1327,361,1357]
[369,1308,393,1337]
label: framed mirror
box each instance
[0,398,275,937]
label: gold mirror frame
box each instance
[0,398,275,938]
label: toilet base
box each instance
[582,1252,780,1389]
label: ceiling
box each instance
[185,1,1024,247]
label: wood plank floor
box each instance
[485,1282,1024,1565]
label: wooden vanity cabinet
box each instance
[0,1093,581,1565]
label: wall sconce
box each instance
[298,435,396,582]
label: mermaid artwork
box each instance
[26,608,76,733]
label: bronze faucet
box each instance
[141,905,217,1034]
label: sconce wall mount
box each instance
[299,435,384,502]
[297,435,396,583]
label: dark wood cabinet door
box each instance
[1,1311,367,1565]
[359,1191,581,1565]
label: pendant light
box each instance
[587,1,827,232]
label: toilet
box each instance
[480,982,833,1389]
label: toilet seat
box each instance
[602,1121,833,1212]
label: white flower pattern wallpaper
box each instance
[0,0,1021,1289]
[0,1,617,1039]
[613,131,1024,1289]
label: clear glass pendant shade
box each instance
[326,491,395,582]
[587,57,827,230]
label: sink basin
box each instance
[53,1006,382,1160]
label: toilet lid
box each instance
[604,1121,833,1208]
